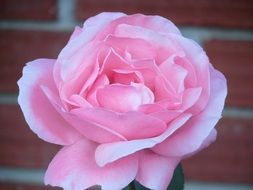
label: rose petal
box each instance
[138,102,182,123]
[59,44,100,107]
[111,69,144,85]
[99,48,132,77]
[184,129,217,159]
[41,86,127,143]
[105,35,157,60]
[63,111,128,143]
[69,26,82,42]
[198,129,217,151]
[154,76,179,104]
[45,139,138,190]
[150,110,182,124]
[180,87,202,113]
[95,113,191,167]
[53,12,126,87]
[119,13,181,35]
[152,65,227,157]
[63,12,125,62]
[17,59,81,145]
[136,150,179,190]
[131,59,161,90]
[168,34,211,112]
[86,74,110,106]
[114,24,179,63]
[175,56,197,88]
[69,94,92,108]
[159,55,188,93]
[71,107,166,141]
[83,12,126,30]
[97,83,154,112]
[97,13,181,41]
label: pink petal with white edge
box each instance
[97,83,154,112]
[86,74,110,106]
[154,76,178,102]
[120,13,181,35]
[136,150,180,190]
[200,128,217,150]
[97,13,181,41]
[184,129,217,159]
[152,65,227,157]
[58,47,99,109]
[175,55,197,88]
[180,87,202,114]
[62,12,125,62]
[150,110,182,124]
[105,35,157,61]
[95,113,191,167]
[114,24,179,63]
[71,107,166,141]
[41,85,127,143]
[17,59,81,145]
[168,33,211,112]
[111,69,144,85]
[45,139,139,190]
[159,55,188,93]
[131,59,161,90]
[53,12,125,87]
[138,100,182,124]
[68,26,82,42]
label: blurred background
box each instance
[0,0,253,189]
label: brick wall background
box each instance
[0,0,253,189]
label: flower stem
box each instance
[128,181,136,190]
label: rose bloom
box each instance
[18,12,227,190]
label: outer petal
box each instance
[54,12,126,87]
[113,24,179,63]
[97,13,181,41]
[44,139,139,190]
[58,44,100,108]
[95,113,191,167]
[152,65,227,157]
[183,129,217,159]
[18,59,80,145]
[69,26,83,42]
[199,128,217,150]
[17,59,81,145]
[136,151,179,190]
[105,35,157,61]
[71,107,166,141]
[41,85,127,143]
[168,33,211,113]
[63,12,126,60]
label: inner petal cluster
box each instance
[57,23,205,116]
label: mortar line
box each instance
[0,167,45,185]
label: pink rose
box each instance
[18,12,227,190]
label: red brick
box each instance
[0,105,60,167]
[0,0,57,21]
[205,40,253,107]
[0,29,71,92]
[0,183,100,190]
[0,183,62,190]
[76,0,253,29]
[183,117,253,183]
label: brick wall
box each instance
[0,0,253,189]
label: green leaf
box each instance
[134,180,149,190]
[167,164,184,190]
[128,164,184,190]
